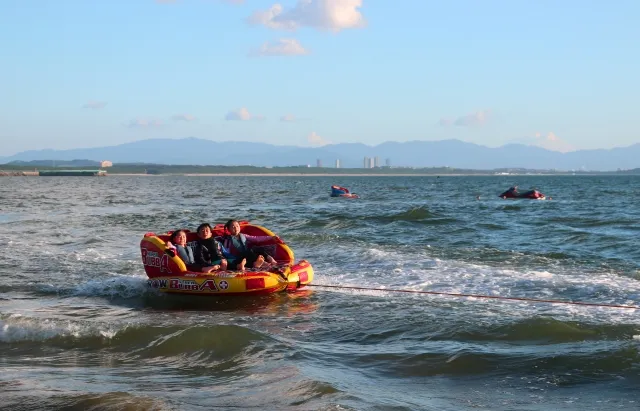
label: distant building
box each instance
[385,158,391,167]
[100,160,113,167]
[363,157,370,168]
[335,159,340,168]
[316,159,322,168]
[369,157,374,168]
[374,156,380,168]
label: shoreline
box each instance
[2,171,635,177]
[105,172,621,177]
[113,173,525,177]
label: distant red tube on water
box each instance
[499,186,546,200]
[330,185,360,199]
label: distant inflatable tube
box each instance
[499,186,546,200]
[330,185,359,199]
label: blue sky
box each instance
[1,0,639,156]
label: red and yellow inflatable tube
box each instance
[140,222,313,296]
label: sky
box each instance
[1,0,639,156]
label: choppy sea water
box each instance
[1,175,639,411]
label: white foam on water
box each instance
[72,248,113,262]
[72,274,151,299]
[0,313,121,343]
[365,248,395,259]
[100,329,118,338]
[529,270,554,278]
[316,242,640,324]
[32,272,152,299]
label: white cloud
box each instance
[532,131,575,153]
[248,4,295,30]
[307,131,330,146]
[454,110,490,126]
[251,38,309,57]
[280,114,296,122]
[156,0,244,5]
[439,110,491,127]
[225,107,264,121]
[83,101,107,109]
[127,118,163,128]
[248,0,366,32]
[225,107,251,121]
[172,114,197,121]
[510,132,575,153]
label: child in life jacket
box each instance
[218,220,284,269]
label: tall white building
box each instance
[335,159,340,168]
[363,157,370,168]
[374,156,380,168]
[369,157,374,168]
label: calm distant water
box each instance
[1,175,639,410]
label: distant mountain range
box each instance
[6,159,102,167]
[1,138,638,171]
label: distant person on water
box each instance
[193,223,229,273]
[219,219,283,269]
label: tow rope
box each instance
[307,284,639,310]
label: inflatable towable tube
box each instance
[499,186,546,200]
[330,185,359,199]
[140,221,314,296]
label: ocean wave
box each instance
[0,314,274,350]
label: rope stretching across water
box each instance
[307,284,640,310]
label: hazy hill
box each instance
[6,159,101,167]
[1,138,638,171]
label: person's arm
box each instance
[244,234,284,246]
[212,241,228,268]
[215,237,233,258]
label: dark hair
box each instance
[196,223,212,234]
[224,219,238,231]
[170,229,186,243]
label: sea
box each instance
[1,175,639,411]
